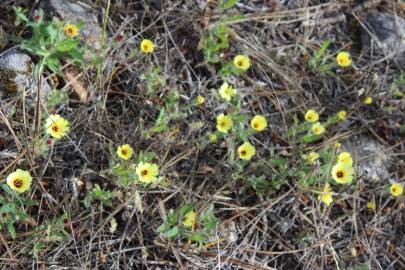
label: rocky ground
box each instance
[0,0,405,269]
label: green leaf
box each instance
[57,38,80,52]
[220,0,238,10]
[68,48,84,63]
[303,134,322,143]
[44,23,59,43]
[45,57,61,74]
[7,222,16,239]
[166,226,179,238]
[179,203,196,215]
[315,40,331,60]
[13,7,29,26]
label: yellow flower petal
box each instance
[363,96,373,105]
[196,95,205,105]
[311,122,325,136]
[136,162,159,184]
[117,144,134,160]
[367,201,376,210]
[45,114,70,139]
[216,114,233,133]
[218,82,236,101]
[6,169,32,193]
[336,51,352,67]
[337,152,353,166]
[338,110,347,121]
[250,115,267,131]
[233,55,250,70]
[318,183,333,206]
[331,163,354,184]
[140,39,154,53]
[237,141,256,161]
[390,183,403,197]
[305,109,319,123]
[183,211,196,227]
[64,24,79,38]
[307,152,320,164]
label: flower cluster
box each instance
[116,144,160,184]
[331,152,355,184]
[304,109,326,136]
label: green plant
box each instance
[145,90,189,136]
[307,40,335,76]
[30,213,70,259]
[390,72,405,97]
[83,184,115,208]
[13,7,85,74]
[0,184,36,239]
[140,66,167,95]
[201,0,242,67]
[157,203,219,245]
[109,148,156,187]
[202,24,230,64]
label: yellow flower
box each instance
[305,109,319,122]
[307,152,320,164]
[367,201,376,210]
[136,162,159,184]
[216,114,233,133]
[336,51,352,67]
[63,24,79,38]
[218,82,236,101]
[208,133,217,142]
[250,115,267,131]
[331,163,354,184]
[233,55,250,70]
[311,122,325,136]
[337,152,353,166]
[140,39,154,53]
[390,183,403,197]
[196,95,205,105]
[338,110,347,121]
[237,141,256,161]
[183,211,196,227]
[334,142,341,149]
[6,169,32,193]
[363,96,373,105]
[117,144,134,160]
[318,183,333,206]
[45,114,70,139]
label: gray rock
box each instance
[361,11,405,66]
[0,47,51,100]
[342,136,392,182]
[41,0,102,50]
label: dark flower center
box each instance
[13,178,23,188]
[52,125,59,132]
[337,171,344,178]
[141,169,148,176]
